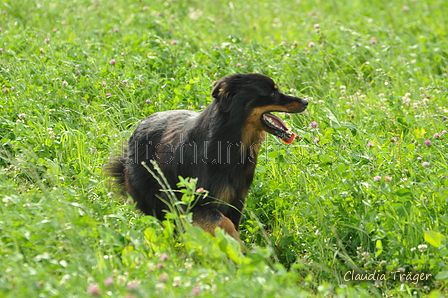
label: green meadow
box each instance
[1,0,447,296]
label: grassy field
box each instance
[1,0,447,296]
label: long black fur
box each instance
[107,73,308,239]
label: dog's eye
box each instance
[270,91,276,97]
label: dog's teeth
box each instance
[264,115,291,133]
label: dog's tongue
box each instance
[281,133,296,144]
[264,113,296,144]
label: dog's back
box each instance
[109,110,199,217]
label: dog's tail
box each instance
[105,150,127,195]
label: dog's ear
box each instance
[211,79,234,113]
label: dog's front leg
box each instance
[192,208,241,243]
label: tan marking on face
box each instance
[218,82,227,94]
[274,84,278,89]
[241,110,266,151]
[251,102,304,114]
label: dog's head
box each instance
[211,73,308,144]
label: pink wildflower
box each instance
[191,286,201,296]
[87,284,101,296]
[104,277,114,287]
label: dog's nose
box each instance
[302,99,308,106]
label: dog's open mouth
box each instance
[261,113,296,144]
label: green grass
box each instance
[1,0,447,296]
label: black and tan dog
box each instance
[107,73,308,241]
